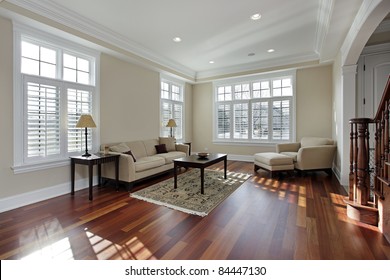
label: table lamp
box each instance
[76,114,96,157]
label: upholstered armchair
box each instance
[276,137,336,175]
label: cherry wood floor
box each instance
[1,161,389,260]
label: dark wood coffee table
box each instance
[173,153,227,194]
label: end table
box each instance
[70,153,120,201]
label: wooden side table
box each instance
[70,153,120,201]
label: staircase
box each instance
[348,76,390,240]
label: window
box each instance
[13,24,99,172]
[160,78,184,141]
[214,71,295,144]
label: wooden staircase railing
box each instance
[348,76,390,225]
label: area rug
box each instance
[130,169,251,217]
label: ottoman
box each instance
[254,152,294,177]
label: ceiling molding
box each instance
[6,0,197,79]
[195,52,319,81]
[315,0,334,55]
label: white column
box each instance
[340,64,357,186]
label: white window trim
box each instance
[159,75,185,142]
[12,22,101,174]
[212,70,296,145]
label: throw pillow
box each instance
[155,144,168,154]
[123,150,137,162]
[159,137,176,152]
[109,142,130,153]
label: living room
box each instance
[1,0,390,267]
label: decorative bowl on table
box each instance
[197,152,209,159]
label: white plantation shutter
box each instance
[67,89,93,153]
[25,78,61,159]
[272,100,291,140]
[161,101,173,137]
[217,104,231,139]
[234,103,249,139]
[252,101,269,140]
[173,103,183,139]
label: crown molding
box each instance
[6,0,196,79]
[195,52,319,81]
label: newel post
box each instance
[355,119,370,205]
[347,118,378,225]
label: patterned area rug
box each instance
[130,169,251,217]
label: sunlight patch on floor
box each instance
[21,237,74,260]
[298,185,307,207]
[86,231,156,260]
[19,218,73,260]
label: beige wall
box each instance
[100,54,161,143]
[296,64,333,139]
[192,65,333,156]
[100,53,193,144]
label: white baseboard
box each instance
[0,177,95,213]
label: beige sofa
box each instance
[276,137,336,174]
[100,137,189,189]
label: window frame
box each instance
[213,70,296,145]
[159,76,185,142]
[13,22,100,174]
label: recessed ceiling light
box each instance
[173,37,182,43]
[248,52,255,56]
[251,13,261,21]
[209,60,215,64]
[267,49,275,53]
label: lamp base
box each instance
[82,152,92,157]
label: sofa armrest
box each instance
[276,142,300,153]
[296,145,336,170]
[175,143,190,156]
[101,152,136,182]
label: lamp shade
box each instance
[76,114,96,128]
[166,119,177,128]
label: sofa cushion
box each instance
[159,137,176,152]
[135,156,166,172]
[109,142,130,153]
[156,151,186,164]
[301,137,333,147]
[126,141,147,159]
